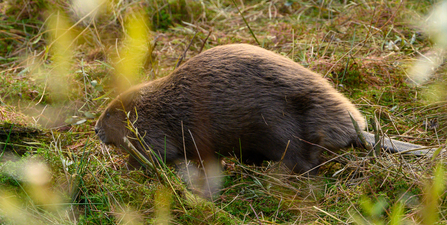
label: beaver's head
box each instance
[95,89,140,148]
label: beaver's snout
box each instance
[94,125,107,144]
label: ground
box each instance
[1,0,447,224]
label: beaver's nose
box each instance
[94,127,99,134]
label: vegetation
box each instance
[1,0,447,224]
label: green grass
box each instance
[1,0,447,224]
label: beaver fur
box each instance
[95,44,367,174]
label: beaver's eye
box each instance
[105,111,111,118]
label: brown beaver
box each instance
[95,44,433,175]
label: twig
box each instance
[199,30,212,53]
[175,31,199,69]
[249,203,262,225]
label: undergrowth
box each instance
[1,0,447,224]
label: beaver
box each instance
[95,44,435,175]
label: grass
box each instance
[1,0,447,224]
